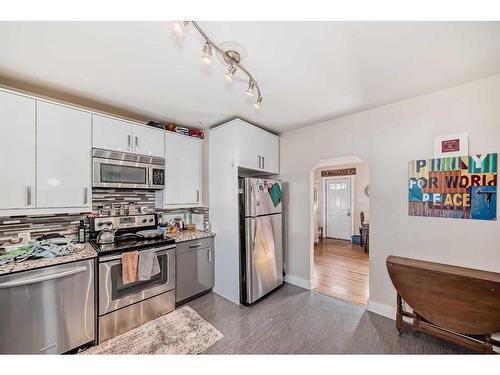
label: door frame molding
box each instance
[322,175,355,240]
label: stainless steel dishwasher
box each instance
[176,237,214,304]
[0,259,95,354]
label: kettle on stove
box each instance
[96,224,117,244]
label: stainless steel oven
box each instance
[92,148,165,189]
[97,245,175,343]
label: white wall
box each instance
[315,162,370,233]
[280,74,500,317]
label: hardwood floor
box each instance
[187,284,471,354]
[313,238,369,306]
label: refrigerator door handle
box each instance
[245,218,256,300]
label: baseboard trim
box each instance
[284,274,312,290]
[367,300,395,320]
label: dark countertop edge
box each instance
[171,232,216,243]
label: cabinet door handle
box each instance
[189,243,202,248]
[196,190,200,202]
[127,135,132,150]
[257,155,261,169]
[207,248,212,263]
[26,186,32,206]
[83,187,88,205]
[135,136,139,151]
[262,156,265,170]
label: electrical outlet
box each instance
[18,231,31,244]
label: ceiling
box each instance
[1,21,500,133]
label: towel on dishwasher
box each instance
[122,251,139,284]
[138,249,161,281]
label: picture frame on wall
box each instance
[434,132,468,158]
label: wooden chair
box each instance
[359,211,369,253]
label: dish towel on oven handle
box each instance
[122,251,139,284]
[138,249,161,281]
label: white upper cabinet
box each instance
[132,124,165,157]
[37,101,91,208]
[237,119,280,174]
[93,114,133,153]
[258,130,280,174]
[93,114,165,157]
[0,91,36,210]
[238,121,263,171]
[156,132,202,208]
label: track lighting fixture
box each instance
[246,80,255,96]
[254,96,263,110]
[171,21,263,108]
[201,40,213,64]
[225,65,237,81]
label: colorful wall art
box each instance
[408,153,497,220]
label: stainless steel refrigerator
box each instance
[239,177,283,305]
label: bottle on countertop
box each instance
[78,220,86,243]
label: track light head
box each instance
[225,65,237,81]
[246,80,255,96]
[172,21,189,37]
[254,96,263,110]
[201,40,213,64]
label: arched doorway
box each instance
[309,155,370,306]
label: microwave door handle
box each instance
[148,168,153,187]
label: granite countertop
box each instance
[0,242,97,276]
[168,230,215,243]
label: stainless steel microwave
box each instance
[92,148,165,189]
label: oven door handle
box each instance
[148,167,153,188]
[99,246,175,263]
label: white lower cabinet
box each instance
[0,91,36,211]
[156,132,202,208]
[37,101,92,209]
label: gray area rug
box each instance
[82,306,223,354]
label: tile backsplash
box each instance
[0,213,89,243]
[0,188,209,243]
[92,188,156,211]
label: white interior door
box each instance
[326,178,352,240]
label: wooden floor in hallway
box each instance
[313,238,369,306]
[187,284,471,354]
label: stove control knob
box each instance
[97,222,104,227]
[148,218,154,223]
[142,218,148,223]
